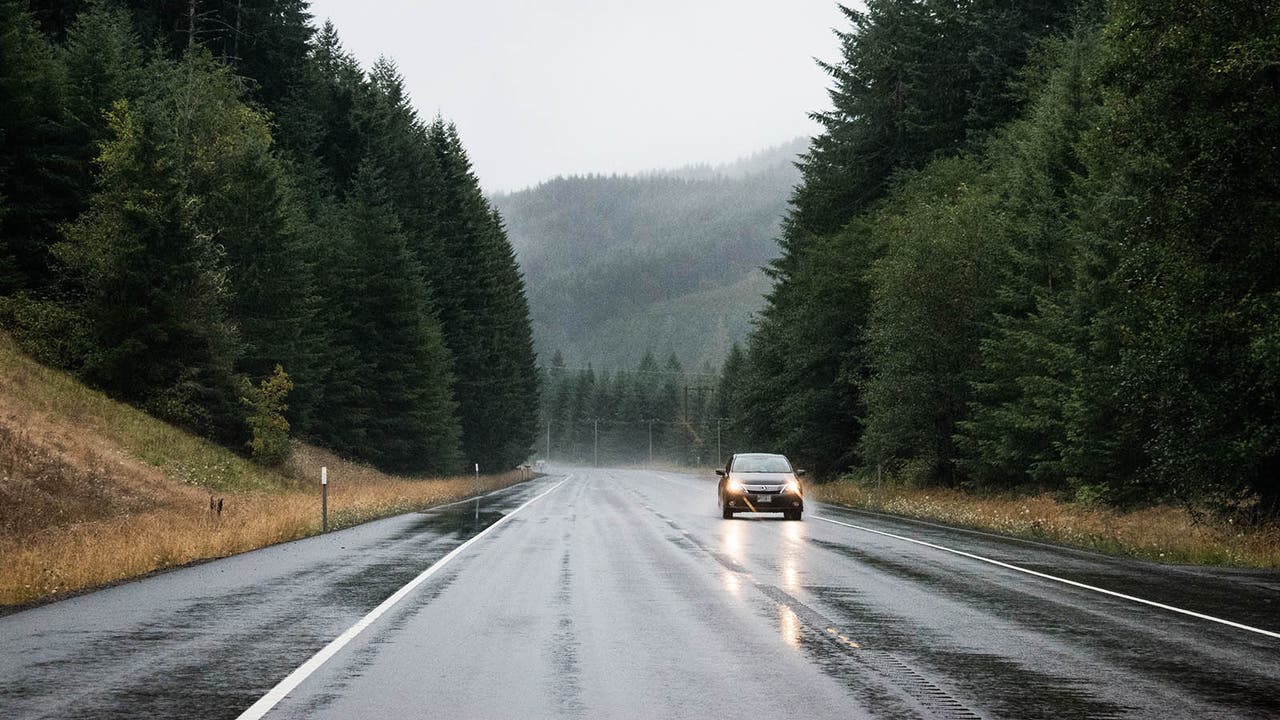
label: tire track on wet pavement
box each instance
[639,467,1280,718]
[620,481,985,719]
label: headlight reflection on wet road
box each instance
[722,569,741,598]
[720,516,744,565]
[779,604,801,649]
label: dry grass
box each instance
[0,332,531,607]
[811,481,1280,568]
[0,467,525,606]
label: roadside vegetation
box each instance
[718,0,1280,528]
[0,332,528,607]
[811,480,1280,569]
[1,1,538,477]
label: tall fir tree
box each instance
[56,88,242,438]
[742,0,1085,477]
[0,0,75,293]
[425,119,538,470]
[1062,0,1280,513]
[309,162,462,473]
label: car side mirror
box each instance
[796,469,807,477]
[715,469,726,477]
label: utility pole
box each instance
[648,419,654,465]
[593,418,599,467]
[546,419,551,461]
[717,417,722,466]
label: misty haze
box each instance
[1,2,1277,719]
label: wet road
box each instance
[2,467,1278,719]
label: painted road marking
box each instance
[810,512,1280,641]
[645,469,1277,640]
[236,475,572,720]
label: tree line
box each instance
[541,350,750,467]
[724,0,1280,519]
[0,0,539,474]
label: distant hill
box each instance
[492,138,804,371]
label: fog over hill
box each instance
[492,138,805,372]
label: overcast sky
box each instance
[306,0,849,193]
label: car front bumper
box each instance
[725,492,803,512]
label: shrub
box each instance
[240,365,293,466]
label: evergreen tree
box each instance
[955,31,1100,489]
[859,155,1004,484]
[56,91,242,437]
[425,119,538,470]
[1,2,542,477]
[121,0,314,111]
[1063,0,1280,514]
[61,0,143,146]
[741,0,1084,478]
[717,342,747,459]
[309,163,462,473]
[0,0,75,293]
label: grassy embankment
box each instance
[810,478,1280,569]
[0,332,528,607]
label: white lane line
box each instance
[236,475,572,720]
[809,511,1280,640]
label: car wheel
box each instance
[786,510,802,521]
[722,505,734,519]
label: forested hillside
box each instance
[493,138,803,371]
[725,0,1280,519]
[0,0,538,474]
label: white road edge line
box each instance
[809,511,1280,640]
[235,475,572,720]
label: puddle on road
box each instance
[389,505,508,541]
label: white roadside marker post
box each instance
[321,466,328,533]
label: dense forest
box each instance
[540,350,745,468]
[492,139,803,371]
[0,0,539,474]
[726,0,1280,519]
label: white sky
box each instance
[306,0,850,193]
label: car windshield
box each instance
[732,455,792,473]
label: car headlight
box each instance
[726,477,743,492]
[785,480,800,494]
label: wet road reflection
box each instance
[780,519,805,592]
[4,468,1277,720]
[721,569,742,598]
[778,603,801,649]
[720,518,744,565]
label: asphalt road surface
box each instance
[2,467,1278,719]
